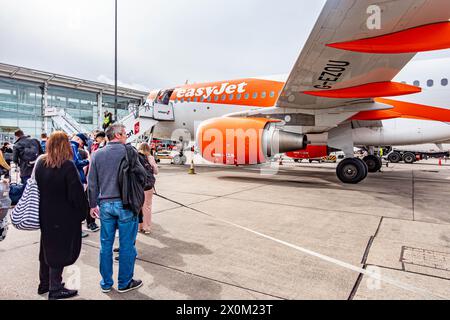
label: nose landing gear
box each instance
[172,153,187,166]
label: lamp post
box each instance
[115,0,118,110]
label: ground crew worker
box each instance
[102,110,114,130]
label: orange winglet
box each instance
[327,22,450,54]
[303,82,421,99]
[351,109,402,121]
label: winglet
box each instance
[327,22,450,54]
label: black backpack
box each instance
[118,144,147,215]
[138,153,156,191]
[21,139,40,167]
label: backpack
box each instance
[9,183,25,206]
[138,153,156,191]
[21,139,40,166]
[3,152,12,162]
[118,144,147,215]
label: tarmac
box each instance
[1,157,449,300]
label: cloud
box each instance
[96,75,149,92]
[1,0,448,93]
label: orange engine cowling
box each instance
[286,145,329,160]
[196,117,308,165]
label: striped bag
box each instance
[11,159,41,231]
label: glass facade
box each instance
[48,86,98,131]
[0,77,43,141]
[102,94,141,122]
[0,76,143,140]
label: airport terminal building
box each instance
[0,63,148,142]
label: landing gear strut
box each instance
[336,158,368,184]
[363,155,382,173]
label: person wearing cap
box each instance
[70,133,90,185]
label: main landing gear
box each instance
[363,155,383,173]
[336,158,368,184]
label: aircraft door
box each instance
[153,89,175,121]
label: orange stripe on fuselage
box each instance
[169,78,285,108]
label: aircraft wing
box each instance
[276,0,450,111]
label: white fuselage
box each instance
[152,57,450,148]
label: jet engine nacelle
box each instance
[196,117,308,165]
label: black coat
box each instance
[13,136,43,178]
[35,160,88,268]
[118,145,147,215]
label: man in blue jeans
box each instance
[88,123,143,293]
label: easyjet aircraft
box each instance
[136,0,450,184]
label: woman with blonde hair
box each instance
[34,131,88,300]
[137,142,158,234]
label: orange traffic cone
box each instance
[439,158,442,166]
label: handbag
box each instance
[10,157,42,231]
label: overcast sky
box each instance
[1,0,449,92]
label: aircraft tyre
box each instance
[336,158,368,184]
[363,155,383,173]
[172,155,187,166]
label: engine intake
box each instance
[196,117,308,165]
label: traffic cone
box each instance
[439,158,442,166]
[188,159,196,175]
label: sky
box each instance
[1,0,449,92]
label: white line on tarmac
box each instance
[155,194,447,300]
[211,216,447,300]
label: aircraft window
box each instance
[442,78,448,86]
[221,94,227,101]
[244,93,249,100]
[252,92,258,99]
[236,94,242,100]
[207,96,212,102]
[270,91,275,98]
[413,80,420,87]
[181,99,184,103]
[261,92,267,98]
[427,80,434,87]
[194,97,198,102]
[229,94,234,101]
[200,97,205,102]
[214,95,219,102]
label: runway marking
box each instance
[156,194,447,300]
